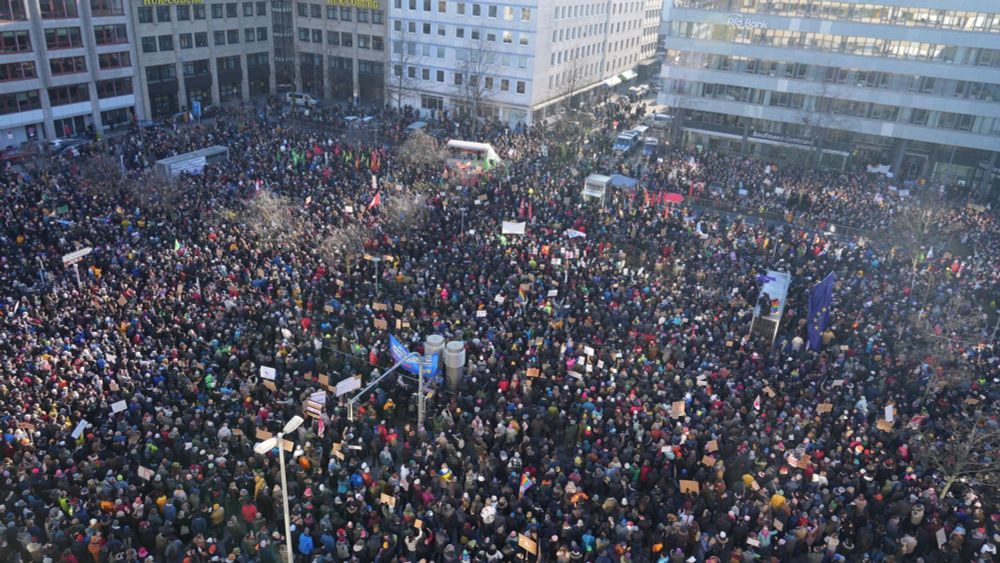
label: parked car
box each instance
[136,120,165,131]
[1,147,31,164]
[642,137,660,157]
[646,113,673,130]
[612,130,641,156]
[285,92,320,107]
[200,104,220,118]
[47,137,82,150]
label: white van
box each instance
[285,92,319,107]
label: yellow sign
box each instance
[327,0,379,8]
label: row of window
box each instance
[0,25,128,53]
[675,79,993,133]
[141,27,268,52]
[145,53,266,81]
[0,0,124,20]
[297,29,384,50]
[0,79,132,115]
[392,64,526,94]
[393,20,530,47]
[674,22,1000,67]
[138,1,267,23]
[392,0,531,22]
[307,55,382,75]
[296,4,383,24]
[675,0,1000,34]
[393,41,529,70]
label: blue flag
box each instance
[807,273,836,350]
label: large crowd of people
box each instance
[0,96,997,563]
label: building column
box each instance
[740,119,750,155]
[891,138,907,175]
[979,151,998,195]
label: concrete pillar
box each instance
[891,138,907,175]
[443,341,466,392]
[424,335,445,377]
[979,151,998,195]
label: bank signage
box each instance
[727,13,768,29]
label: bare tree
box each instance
[238,190,306,245]
[558,57,591,114]
[388,26,421,111]
[801,83,846,167]
[454,39,497,136]
[397,130,447,170]
[914,414,1000,500]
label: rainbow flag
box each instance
[518,472,534,498]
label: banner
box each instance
[389,335,440,377]
[807,273,836,350]
[501,221,526,235]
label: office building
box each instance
[291,0,387,105]
[0,0,139,144]
[658,0,1000,190]
[387,0,662,125]
[129,0,275,119]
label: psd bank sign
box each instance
[727,13,769,29]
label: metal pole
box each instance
[417,357,425,433]
[36,256,45,285]
[278,433,293,563]
[74,263,81,288]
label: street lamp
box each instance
[370,256,382,295]
[254,415,304,562]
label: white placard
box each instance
[547,289,558,297]
[568,370,583,380]
[335,375,362,397]
[111,400,127,414]
[501,221,526,235]
[584,346,595,356]
[260,366,276,380]
[476,310,487,317]
[494,295,505,304]
[885,405,894,423]
[310,390,327,404]
[71,419,89,439]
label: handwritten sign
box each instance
[414,519,423,529]
[763,386,776,398]
[701,455,716,467]
[256,429,273,441]
[379,493,396,508]
[526,367,540,378]
[138,466,154,480]
[259,366,276,380]
[680,480,700,494]
[394,304,404,313]
[817,403,833,413]
[71,419,89,439]
[373,318,388,330]
[936,527,947,548]
[772,519,784,531]
[372,302,388,311]
[476,310,487,318]
[111,400,127,414]
[876,419,894,432]
[318,374,329,387]
[517,534,537,555]
[705,440,718,453]
[263,380,277,392]
[671,401,686,418]
[885,404,894,422]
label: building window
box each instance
[516,80,525,93]
[909,109,929,125]
[90,0,125,16]
[48,83,90,106]
[471,29,479,40]
[327,30,339,45]
[244,28,255,42]
[438,25,445,36]
[436,69,444,82]
[372,9,383,23]
[0,90,41,114]
[454,73,462,85]
[358,60,382,74]
[456,2,464,14]
[298,28,309,41]
[311,29,321,42]
[40,0,78,18]
[503,6,512,20]
[146,63,176,82]
[141,36,156,52]
[96,77,132,98]
[212,4,223,18]
[176,5,189,19]
[456,27,464,38]
[520,7,529,21]
[246,52,268,67]
[502,31,511,43]
[196,31,208,46]
[214,30,226,45]
[358,8,368,21]
[310,3,320,17]
[137,6,152,22]
[257,27,267,41]
[487,4,495,17]
[158,34,173,50]
[45,27,83,49]
[219,83,241,102]
[0,61,36,81]
[226,2,237,17]
[50,56,86,75]
[182,59,210,75]
[0,0,28,19]
[180,33,193,48]
[194,4,205,18]
[422,23,430,34]
[243,1,253,16]
[155,5,170,21]
[93,24,128,45]
[372,35,383,50]
[420,94,442,110]
[500,78,509,91]
[341,32,352,46]
[297,2,306,16]
[256,1,266,15]
[437,0,444,12]
[472,3,479,16]
[327,6,336,18]
[358,34,370,48]
[340,7,350,20]
[421,68,429,80]
[216,55,241,72]
[519,34,527,46]
[97,51,129,69]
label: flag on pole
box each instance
[806,272,836,350]
[753,395,761,411]
[368,192,381,210]
[173,239,181,252]
[518,472,534,498]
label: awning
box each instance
[604,76,622,88]
[620,70,638,82]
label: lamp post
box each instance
[254,415,304,563]
[370,256,382,296]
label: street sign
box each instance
[62,247,93,266]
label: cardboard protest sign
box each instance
[701,455,716,467]
[318,374,329,387]
[394,304,404,313]
[373,318,388,330]
[379,493,396,508]
[138,466,154,480]
[256,429,273,441]
[526,368,540,378]
[679,480,700,494]
[817,403,833,413]
[671,401,686,418]
[414,519,423,529]
[705,440,718,453]
[262,379,277,391]
[763,386,776,398]
[517,534,537,555]
[372,302,388,311]
[876,419,894,432]
[259,366,276,380]
[335,375,362,397]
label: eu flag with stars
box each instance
[807,273,836,350]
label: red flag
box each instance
[368,192,381,209]
[528,201,533,221]
[644,189,651,206]
[518,199,525,218]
